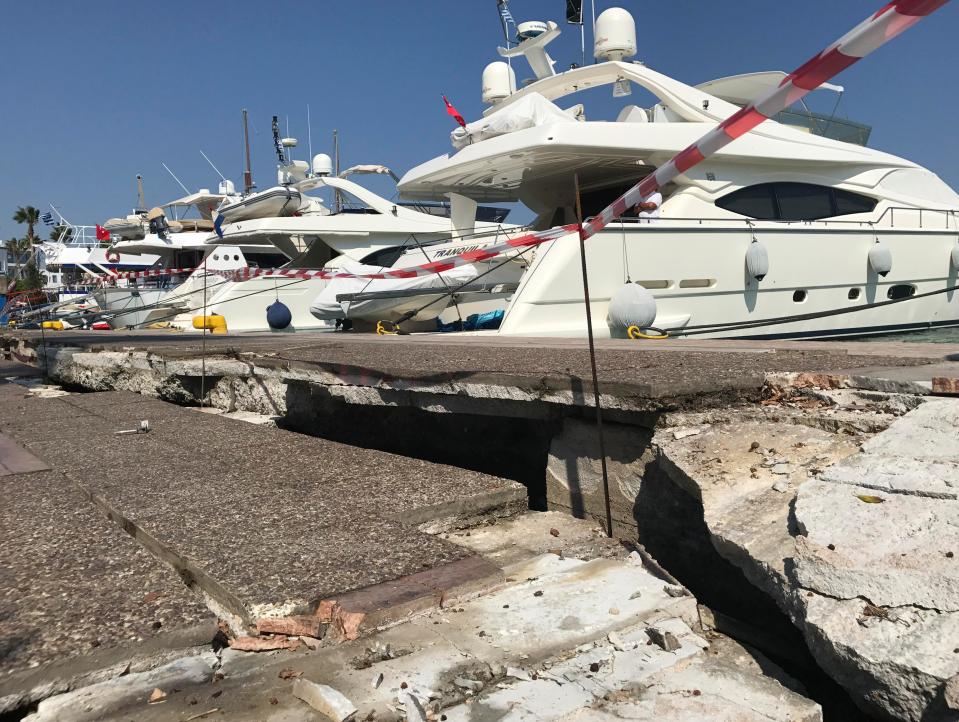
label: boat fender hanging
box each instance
[745,239,769,282]
[106,249,121,263]
[951,243,959,271]
[266,300,292,330]
[868,241,892,277]
[607,282,657,331]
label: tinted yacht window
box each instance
[834,188,877,215]
[716,183,877,220]
[714,185,777,220]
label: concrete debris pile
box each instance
[657,373,959,721]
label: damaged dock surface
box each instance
[3,331,959,721]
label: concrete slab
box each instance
[5,330,953,410]
[0,471,216,711]
[0,433,50,476]
[1,390,526,641]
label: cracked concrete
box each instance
[657,378,959,721]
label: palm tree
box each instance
[4,237,30,280]
[12,206,40,245]
[49,224,72,243]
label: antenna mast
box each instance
[333,129,342,213]
[135,174,147,212]
[199,150,227,182]
[242,109,255,194]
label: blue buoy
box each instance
[266,300,292,330]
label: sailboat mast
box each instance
[242,108,255,194]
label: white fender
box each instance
[745,239,769,282]
[868,241,892,277]
[951,243,959,271]
[607,282,657,330]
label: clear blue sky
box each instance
[1,0,955,240]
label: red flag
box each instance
[443,95,466,128]
[95,224,110,241]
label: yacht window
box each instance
[834,188,877,216]
[716,183,877,221]
[359,246,405,269]
[775,183,833,220]
[715,185,777,220]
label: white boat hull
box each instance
[172,276,335,333]
[498,220,959,339]
[93,287,174,329]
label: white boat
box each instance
[395,8,959,340]
[94,186,288,329]
[189,157,517,333]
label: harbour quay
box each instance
[1,329,958,720]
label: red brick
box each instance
[256,615,326,638]
[933,377,959,396]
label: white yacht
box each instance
[96,187,287,329]
[188,155,518,332]
[396,9,959,340]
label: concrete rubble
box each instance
[656,374,959,721]
[63,513,822,721]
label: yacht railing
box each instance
[607,207,959,232]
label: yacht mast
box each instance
[242,109,255,194]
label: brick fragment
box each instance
[229,635,301,652]
[256,615,326,638]
[933,377,959,397]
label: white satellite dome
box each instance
[312,153,333,177]
[482,61,516,105]
[594,7,637,62]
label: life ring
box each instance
[627,325,668,340]
[106,249,121,264]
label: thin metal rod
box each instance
[307,104,313,161]
[242,109,254,194]
[573,173,613,538]
[200,257,207,408]
[162,163,191,195]
[199,151,227,182]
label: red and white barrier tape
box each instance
[96,1,945,286]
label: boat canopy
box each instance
[695,71,843,106]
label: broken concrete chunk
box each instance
[147,687,166,704]
[506,666,532,681]
[673,427,702,440]
[292,678,357,721]
[645,626,682,652]
[453,677,484,692]
[401,691,428,722]
[372,672,384,689]
[772,480,790,493]
[663,585,689,598]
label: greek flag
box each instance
[41,212,55,226]
[497,0,516,43]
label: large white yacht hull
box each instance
[498,220,959,339]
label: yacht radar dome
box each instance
[281,137,298,148]
[312,153,333,176]
[594,8,637,62]
[482,61,517,104]
[516,21,548,40]
[218,179,236,195]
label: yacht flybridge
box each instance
[397,7,959,339]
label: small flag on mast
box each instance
[565,0,584,24]
[496,0,516,43]
[95,224,110,242]
[443,95,467,128]
[41,212,55,226]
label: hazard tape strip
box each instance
[97,1,944,286]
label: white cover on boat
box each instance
[451,93,576,149]
[309,261,478,320]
